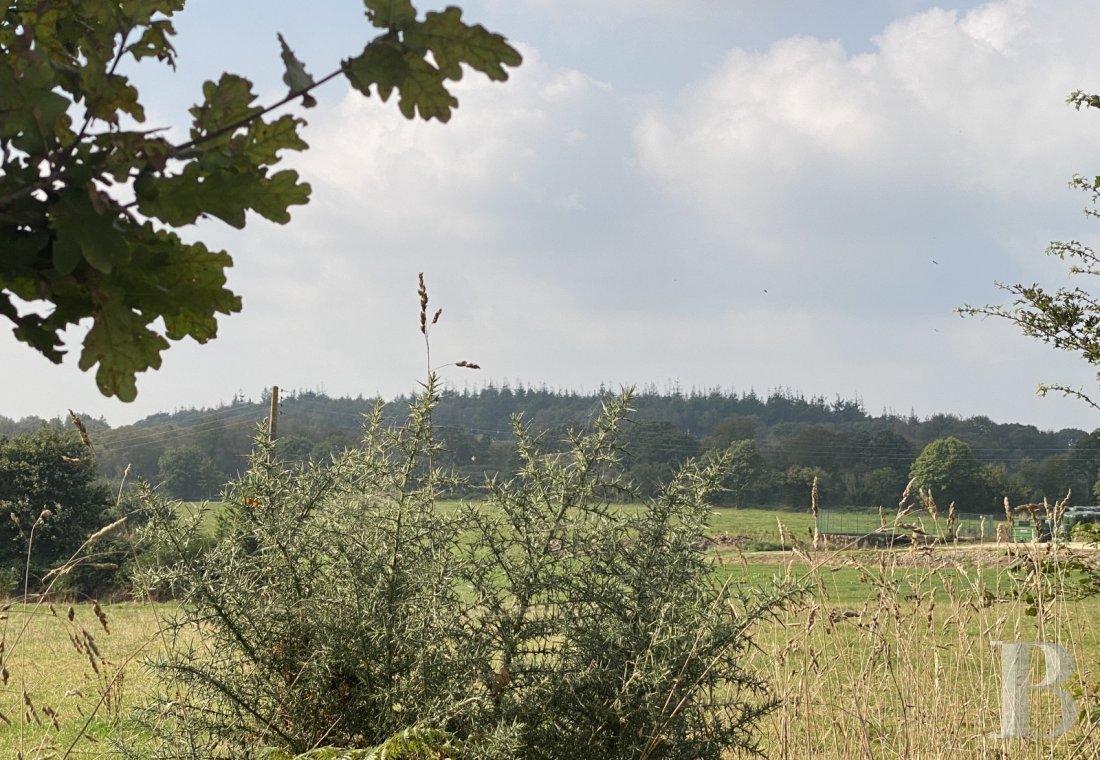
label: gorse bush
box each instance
[132,380,800,759]
[466,401,796,759]
[134,382,481,756]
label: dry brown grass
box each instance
[729,496,1100,759]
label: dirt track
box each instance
[729,540,1100,569]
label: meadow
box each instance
[3,502,1099,759]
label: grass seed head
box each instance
[418,272,429,334]
[68,409,91,448]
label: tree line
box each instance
[1,385,1094,510]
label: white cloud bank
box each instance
[635,1,1100,266]
[4,0,1100,432]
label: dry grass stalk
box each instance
[418,271,429,335]
[811,477,821,549]
[738,482,1100,759]
[67,409,92,450]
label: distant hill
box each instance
[0,385,1092,508]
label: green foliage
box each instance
[157,444,221,500]
[345,5,520,121]
[909,436,995,511]
[704,415,757,449]
[0,427,114,585]
[1073,519,1100,542]
[133,386,798,759]
[0,1,520,400]
[851,466,906,508]
[776,464,828,508]
[620,419,702,498]
[1005,541,1100,620]
[712,439,769,506]
[261,727,518,760]
[79,385,1091,506]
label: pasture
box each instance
[3,502,1099,758]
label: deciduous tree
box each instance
[0,0,520,400]
[0,427,113,576]
[157,444,221,500]
[909,436,994,512]
[716,439,769,507]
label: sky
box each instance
[5,0,1100,432]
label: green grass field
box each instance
[20,501,1094,759]
[185,498,822,536]
[0,601,166,759]
[6,554,1098,758]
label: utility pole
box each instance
[268,385,279,443]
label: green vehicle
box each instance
[1011,518,1052,542]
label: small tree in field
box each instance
[909,436,993,512]
[713,439,769,507]
[157,445,221,500]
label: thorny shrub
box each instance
[130,381,801,759]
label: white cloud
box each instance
[635,0,1100,269]
[956,1,1028,51]
[291,46,607,245]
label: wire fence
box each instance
[815,508,1000,542]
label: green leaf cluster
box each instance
[0,427,115,586]
[345,4,522,121]
[908,436,995,512]
[0,1,520,400]
[262,726,512,759]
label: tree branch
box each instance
[0,54,341,213]
[171,67,345,154]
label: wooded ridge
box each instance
[2,384,1093,509]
